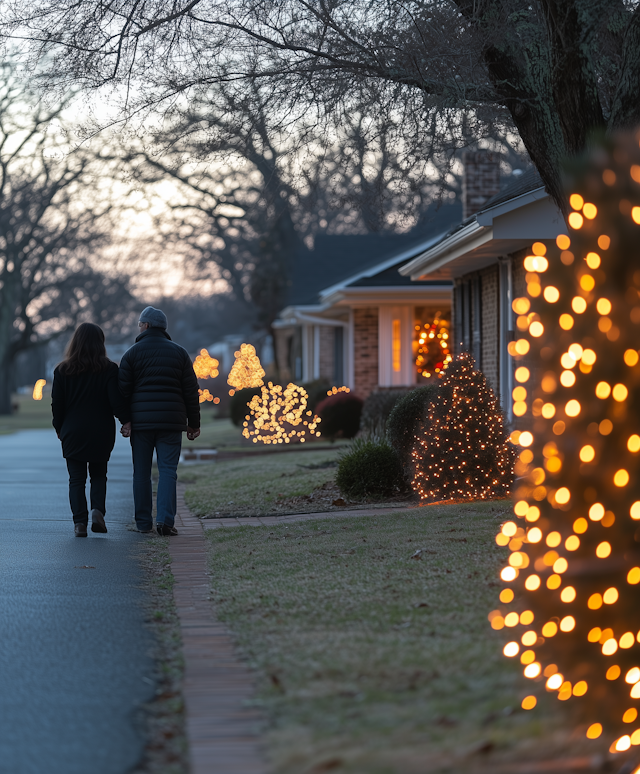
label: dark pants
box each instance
[130,430,182,531]
[66,459,108,524]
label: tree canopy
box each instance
[4,1,640,213]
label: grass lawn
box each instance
[204,503,612,773]
[0,393,54,434]
[180,446,401,518]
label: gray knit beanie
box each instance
[139,306,168,330]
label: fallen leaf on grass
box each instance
[332,498,346,507]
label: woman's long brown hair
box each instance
[58,323,112,375]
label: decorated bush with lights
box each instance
[495,133,640,755]
[411,353,515,501]
[242,382,321,444]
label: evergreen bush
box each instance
[411,354,515,501]
[315,392,363,439]
[229,386,263,426]
[387,384,440,468]
[336,438,404,500]
[360,389,408,435]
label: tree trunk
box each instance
[0,354,14,415]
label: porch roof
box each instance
[398,168,566,280]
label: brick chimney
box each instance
[462,150,501,220]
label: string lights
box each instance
[198,389,220,404]
[242,382,321,444]
[414,313,452,378]
[411,353,515,500]
[227,343,265,396]
[326,386,350,396]
[192,348,220,379]
[496,132,640,755]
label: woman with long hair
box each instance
[52,323,130,537]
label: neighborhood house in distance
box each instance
[212,151,565,420]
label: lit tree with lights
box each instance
[411,353,515,501]
[227,343,265,396]
[494,132,640,758]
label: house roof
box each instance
[399,168,565,280]
[287,201,461,307]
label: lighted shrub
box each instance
[300,379,332,413]
[336,438,404,500]
[411,354,515,501]
[230,387,262,426]
[360,389,408,435]
[387,384,440,469]
[315,392,363,439]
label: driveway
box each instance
[0,429,156,774]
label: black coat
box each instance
[51,362,130,462]
[118,328,200,432]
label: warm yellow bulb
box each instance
[573,518,588,534]
[543,286,560,303]
[514,338,530,355]
[569,193,584,210]
[632,207,640,225]
[555,488,571,504]
[565,535,580,551]
[560,352,575,369]
[503,642,520,657]
[579,445,595,462]
[525,574,541,590]
[560,586,576,602]
[624,349,639,366]
[628,435,640,452]
[595,381,611,399]
[524,662,541,678]
[546,673,563,690]
[603,587,619,605]
[558,313,574,330]
[589,503,605,521]
[626,668,640,684]
[580,274,596,291]
[596,297,611,315]
[529,321,544,337]
[620,632,635,649]
[613,384,628,402]
[585,252,601,269]
[583,202,597,219]
[515,367,530,383]
[565,400,581,416]
[512,297,530,314]
[602,638,618,655]
[628,568,640,585]
[559,371,575,387]
[630,502,640,520]
[527,528,542,543]
[586,723,602,739]
[581,348,596,365]
[573,681,588,696]
[560,616,575,632]
[521,695,537,710]
[571,296,587,314]
[541,403,556,418]
[623,708,638,724]
[615,736,631,752]
[596,541,612,558]
[614,469,629,487]
[588,593,603,610]
[499,588,515,603]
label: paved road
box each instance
[0,429,157,774]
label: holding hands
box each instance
[120,422,132,438]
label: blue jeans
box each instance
[130,430,182,530]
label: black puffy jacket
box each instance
[119,328,200,432]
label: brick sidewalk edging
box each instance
[170,487,266,774]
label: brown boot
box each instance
[75,522,88,537]
[91,509,107,533]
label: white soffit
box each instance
[399,188,565,280]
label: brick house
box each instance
[273,222,458,399]
[399,156,565,420]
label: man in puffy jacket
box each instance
[119,306,200,536]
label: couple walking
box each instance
[51,307,201,537]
